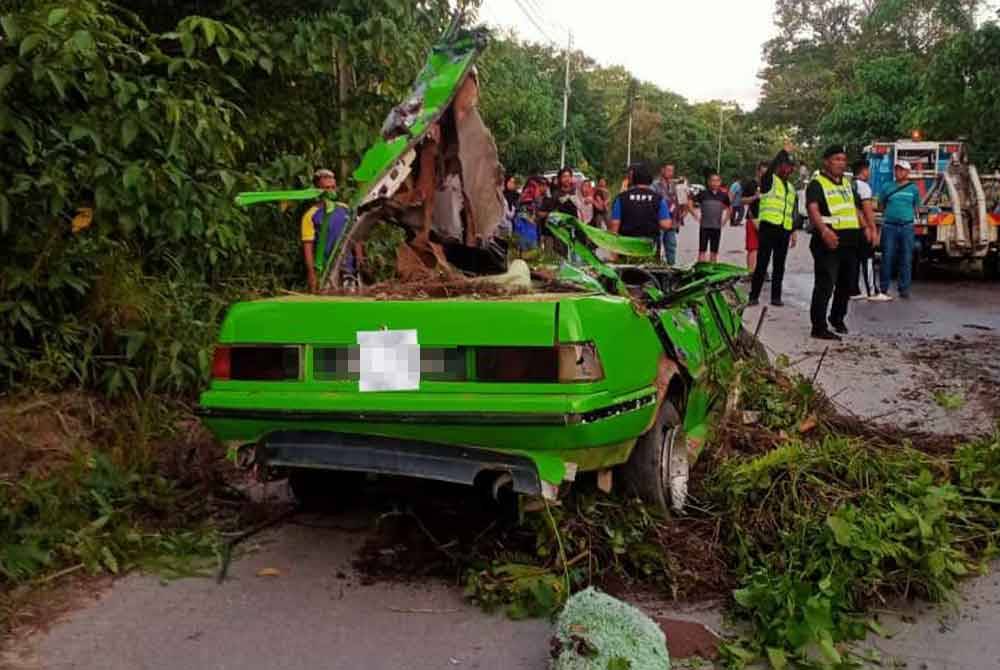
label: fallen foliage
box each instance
[352,354,1000,669]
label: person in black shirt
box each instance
[609,163,673,244]
[748,145,798,307]
[806,146,877,341]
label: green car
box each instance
[197,25,753,513]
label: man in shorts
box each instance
[692,171,731,263]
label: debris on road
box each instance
[550,588,669,670]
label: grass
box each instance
[0,393,226,636]
[933,390,966,411]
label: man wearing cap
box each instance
[301,169,359,292]
[874,160,922,301]
[748,141,799,307]
[806,146,877,340]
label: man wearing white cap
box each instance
[873,160,922,300]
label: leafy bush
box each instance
[0,0,453,395]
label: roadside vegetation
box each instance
[424,356,1000,668]
[3,1,1000,665]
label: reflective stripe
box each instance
[812,174,860,230]
[759,176,796,231]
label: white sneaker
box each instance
[850,294,867,301]
[868,293,893,302]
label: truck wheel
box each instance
[288,468,365,510]
[985,253,999,281]
[620,401,688,514]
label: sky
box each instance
[478,0,780,110]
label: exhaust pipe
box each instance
[490,472,514,501]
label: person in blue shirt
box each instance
[877,160,922,300]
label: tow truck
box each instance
[865,140,1000,278]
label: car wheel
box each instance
[288,468,365,510]
[621,401,688,514]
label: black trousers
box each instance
[749,221,791,303]
[809,234,859,331]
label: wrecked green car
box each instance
[197,25,753,512]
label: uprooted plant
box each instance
[382,355,1000,669]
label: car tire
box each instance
[620,400,688,514]
[288,468,365,510]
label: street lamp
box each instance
[626,91,641,168]
[716,103,737,174]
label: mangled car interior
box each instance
[198,25,754,514]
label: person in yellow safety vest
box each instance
[806,145,878,341]
[748,141,799,307]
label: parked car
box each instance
[197,26,755,513]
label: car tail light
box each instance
[212,346,231,380]
[212,346,301,381]
[475,344,603,383]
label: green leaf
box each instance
[826,515,853,546]
[47,69,66,99]
[47,8,68,27]
[11,117,33,148]
[0,194,9,234]
[102,546,120,574]
[219,170,236,193]
[201,20,216,46]
[122,164,142,190]
[121,118,139,148]
[71,30,94,53]
[19,33,44,58]
[0,63,14,94]
[180,31,195,58]
[606,658,631,670]
[765,647,788,670]
[216,46,231,65]
[817,634,842,665]
[1,15,21,41]
[259,56,273,74]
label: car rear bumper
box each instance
[260,431,544,496]
[196,388,658,485]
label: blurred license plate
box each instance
[357,329,419,392]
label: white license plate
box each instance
[357,329,420,392]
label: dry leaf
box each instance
[256,567,281,577]
[799,414,819,434]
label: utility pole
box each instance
[626,79,637,169]
[559,31,573,169]
[716,104,724,175]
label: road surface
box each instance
[6,222,999,670]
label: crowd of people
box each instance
[305,142,922,341]
[492,142,921,340]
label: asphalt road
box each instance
[7,222,1000,670]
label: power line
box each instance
[521,0,570,40]
[510,0,561,45]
